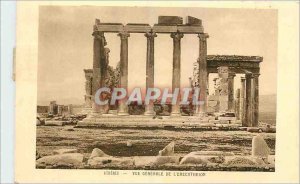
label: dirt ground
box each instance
[36,126,276,158]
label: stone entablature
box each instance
[192,55,262,126]
[94,16,204,34]
[207,55,262,74]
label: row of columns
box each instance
[90,30,259,126]
[92,31,209,117]
[238,74,260,127]
[91,31,107,116]
[144,32,157,116]
[196,34,209,116]
[214,70,259,126]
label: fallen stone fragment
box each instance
[88,157,134,166]
[45,120,65,126]
[188,151,234,156]
[152,156,180,166]
[36,153,84,167]
[158,141,175,156]
[89,148,110,159]
[247,127,262,133]
[53,148,78,155]
[179,154,208,165]
[252,135,270,158]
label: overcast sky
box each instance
[37,6,277,105]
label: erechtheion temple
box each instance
[80,16,262,127]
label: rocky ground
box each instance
[37,126,276,158]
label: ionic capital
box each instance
[92,31,104,39]
[252,73,260,78]
[170,32,184,41]
[93,31,107,46]
[118,32,130,40]
[198,33,209,41]
[145,32,157,39]
[245,73,254,79]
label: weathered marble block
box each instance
[158,141,175,156]
[252,135,270,158]
[158,16,183,25]
[186,16,202,25]
[36,153,84,167]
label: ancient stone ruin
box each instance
[81,16,262,127]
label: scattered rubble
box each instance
[39,114,87,126]
[36,134,275,171]
[158,141,175,156]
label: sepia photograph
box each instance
[35,5,277,171]
[10,1,299,183]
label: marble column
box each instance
[196,33,209,116]
[245,74,253,126]
[144,32,157,116]
[252,73,260,127]
[57,105,63,116]
[170,32,184,116]
[235,89,241,119]
[117,32,130,115]
[91,30,106,115]
[84,70,93,108]
[49,101,56,115]
[240,77,246,126]
[228,72,236,112]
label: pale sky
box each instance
[38,6,277,105]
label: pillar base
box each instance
[144,111,156,116]
[117,112,129,116]
[170,112,181,117]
